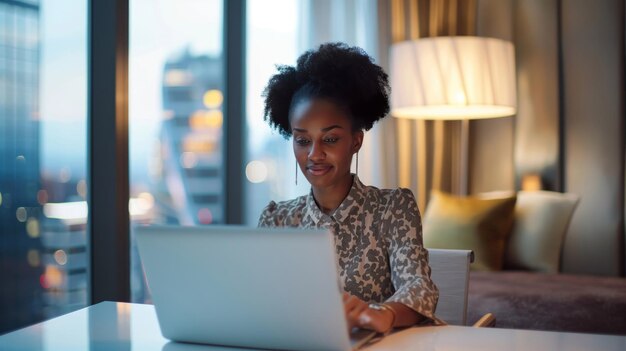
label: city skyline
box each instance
[0,0,45,333]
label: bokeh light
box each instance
[77,179,88,198]
[202,89,223,109]
[164,69,192,86]
[27,250,40,267]
[245,160,268,183]
[129,192,155,216]
[43,201,88,222]
[54,250,68,265]
[197,208,213,224]
[189,110,223,129]
[59,167,72,183]
[16,207,27,222]
[180,152,198,169]
[41,266,64,289]
[26,218,40,238]
[37,189,48,205]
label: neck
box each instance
[312,174,354,215]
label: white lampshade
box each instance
[390,36,516,120]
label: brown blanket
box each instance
[467,271,626,335]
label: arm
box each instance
[346,297,423,333]
[383,188,439,324]
[344,293,425,333]
[385,301,425,326]
[347,189,439,332]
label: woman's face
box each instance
[290,98,363,189]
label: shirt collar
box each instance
[304,174,367,225]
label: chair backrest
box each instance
[427,248,473,326]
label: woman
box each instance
[258,43,441,334]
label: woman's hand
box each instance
[342,293,394,333]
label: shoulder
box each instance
[356,182,393,205]
[258,195,307,227]
[391,188,419,211]
[382,188,423,246]
[380,187,421,221]
[363,183,417,210]
[355,182,419,219]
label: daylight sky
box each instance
[39,0,296,181]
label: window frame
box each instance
[87,0,247,304]
[88,0,130,304]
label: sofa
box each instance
[467,270,626,335]
[423,190,626,335]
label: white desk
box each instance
[1,302,624,351]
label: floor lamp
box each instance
[390,36,517,195]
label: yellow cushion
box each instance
[423,190,517,271]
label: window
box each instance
[129,0,225,303]
[0,0,88,333]
[1,1,383,330]
[244,0,305,226]
[244,0,382,225]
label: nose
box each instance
[308,140,325,161]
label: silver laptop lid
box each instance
[136,225,352,351]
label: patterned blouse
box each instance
[258,175,441,324]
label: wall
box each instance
[471,0,625,276]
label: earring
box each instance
[356,152,359,178]
[295,160,298,186]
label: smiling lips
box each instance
[307,164,333,176]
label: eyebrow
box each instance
[292,125,344,133]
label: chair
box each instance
[427,248,495,327]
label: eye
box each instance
[295,138,310,146]
[324,137,339,143]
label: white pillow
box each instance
[504,191,579,273]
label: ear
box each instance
[353,130,364,153]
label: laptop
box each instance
[135,225,377,351]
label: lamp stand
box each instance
[460,119,469,195]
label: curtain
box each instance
[299,0,479,210]
[385,0,477,210]
[299,0,388,189]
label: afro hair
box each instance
[262,42,390,138]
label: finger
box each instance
[358,309,373,327]
[348,301,369,321]
[345,310,360,331]
[343,295,359,313]
[359,309,391,333]
[345,299,366,330]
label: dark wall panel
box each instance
[513,0,561,191]
[469,118,515,193]
[561,0,624,276]
[471,0,515,194]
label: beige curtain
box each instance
[387,0,477,210]
[300,0,386,189]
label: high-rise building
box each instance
[38,178,88,321]
[0,0,43,333]
[160,49,225,225]
[130,50,224,303]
